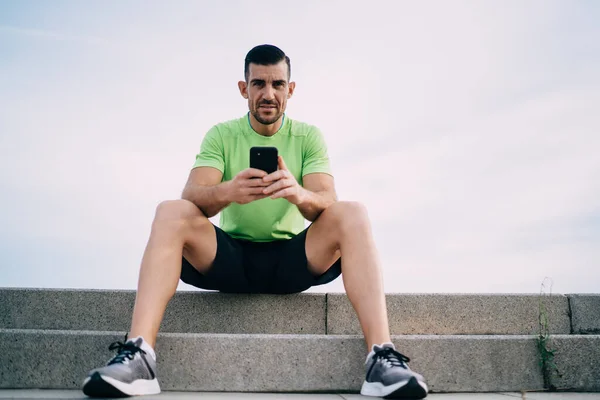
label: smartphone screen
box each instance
[250,146,278,174]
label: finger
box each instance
[263,178,293,195]
[242,168,268,179]
[266,168,292,183]
[262,181,280,195]
[278,156,288,171]
[270,187,292,199]
[263,169,286,183]
[245,186,270,195]
[270,183,296,198]
[246,178,270,188]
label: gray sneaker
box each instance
[82,337,160,397]
[360,343,428,399]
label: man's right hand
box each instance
[224,168,271,205]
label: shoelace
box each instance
[374,348,411,369]
[107,340,147,365]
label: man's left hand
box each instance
[262,156,306,205]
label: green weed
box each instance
[537,277,560,390]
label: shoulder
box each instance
[209,115,247,138]
[287,117,322,138]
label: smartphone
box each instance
[250,146,278,174]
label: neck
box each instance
[248,113,284,137]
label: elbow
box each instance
[203,208,217,219]
[180,191,206,216]
[326,191,338,206]
[180,188,192,202]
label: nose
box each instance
[262,85,275,101]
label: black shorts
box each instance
[180,224,342,294]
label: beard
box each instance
[251,102,283,125]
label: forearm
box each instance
[297,187,338,222]
[181,182,231,218]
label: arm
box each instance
[184,126,235,217]
[262,125,337,220]
[182,166,271,217]
[181,167,230,218]
[296,173,338,221]
[263,157,338,222]
[296,125,337,221]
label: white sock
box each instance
[127,336,156,361]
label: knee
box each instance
[153,199,207,232]
[324,201,370,232]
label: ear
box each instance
[287,81,296,99]
[238,81,248,99]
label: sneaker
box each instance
[82,336,160,397]
[360,343,428,399]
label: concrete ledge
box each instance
[0,329,547,392]
[551,335,600,391]
[0,288,326,334]
[2,289,577,335]
[327,293,571,335]
[568,294,600,334]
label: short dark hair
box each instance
[244,44,291,82]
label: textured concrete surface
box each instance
[550,335,600,391]
[0,288,326,334]
[327,294,571,335]
[568,295,600,334]
[0,329,546,392]
[3,391,600,399]
[2,289,579,335]
[161,292,326,334]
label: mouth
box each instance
[259,104,277,109]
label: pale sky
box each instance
[0,1,599,294]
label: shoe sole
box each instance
[82,372,161,398]
[361,376,428,399]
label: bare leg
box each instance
[129,200,217,347]
[305,201,391,351]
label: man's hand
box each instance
[224,168,271,205]
[262,156,306,205]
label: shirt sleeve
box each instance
[192,126,225,173]
[302,126,333,177]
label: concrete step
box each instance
[0,288,576,335]
[327,293,572,335]
[568,294,600,334]
[1,329,598,392]
[0,288,327,334]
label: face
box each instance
[239,61,295,125]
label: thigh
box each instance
[175,205,218,275]
[152,199,220,275]
[304,206,343,276]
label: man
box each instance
[82,44,428,399]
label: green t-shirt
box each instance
[192,113,333,242]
